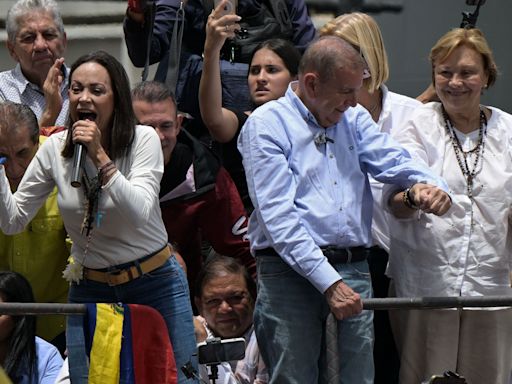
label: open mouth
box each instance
[78,112,97,121]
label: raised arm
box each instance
[123,0,182,67]
[40,58,65,128]
[199,1,241,143]
[287,0,316,52]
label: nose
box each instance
[33,33,49,51]
[257,69,268,83]
[78,89,91,103]
[217,300,233,313]
[155,128,166,141]
[449,74,463,87]
[5,159,25,186]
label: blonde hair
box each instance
[319,12,389,93]
[430,28,497,88]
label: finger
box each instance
[213,0,229,17]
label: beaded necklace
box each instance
[442,107,487,199]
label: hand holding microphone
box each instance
[70,116,101,188]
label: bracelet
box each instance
[98,160,113,172]
[98,161,116,184]
[403,188,419,210]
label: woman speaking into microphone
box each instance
[0,51,198,383]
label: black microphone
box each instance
[71,143,86,188]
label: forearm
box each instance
[199,48,225,136]
[123,1,178,67]
[0,166,52,235]
[288,0,316,52]
[39,106,60,128]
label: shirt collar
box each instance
[286,81,324,128]
[12,62,69,95]
[378,84,390,123]
[12,63,33,95]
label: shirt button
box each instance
[334,181,337,185]
[339,207,343,211]
[329,154,334,159]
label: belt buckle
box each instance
[106,267,123,286]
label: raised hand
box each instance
[40,57,65,127]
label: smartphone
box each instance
[427,373,467,384]
[428,378,466,384]
[197,337,246,365]
[214,0,237,16]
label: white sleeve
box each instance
[101,126,164,228]
[0,138,56,234]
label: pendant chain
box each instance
[442,107,487,199]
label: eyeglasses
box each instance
[203,292,249,309]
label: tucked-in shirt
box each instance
[17,337,63,384]
[0,64,69,126]
[0,125,168,268]
[0,136,69,341]
[386,102,512,298]
[238,83,449,293]
[370,85,422,251]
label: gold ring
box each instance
[225,24,229,32]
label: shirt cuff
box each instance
[307,256,343,294]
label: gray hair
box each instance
[6,0,64,44]
[299,35,364,84]
[0,102,39,144]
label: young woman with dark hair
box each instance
[199,4,301,209]
[0,271,62,383]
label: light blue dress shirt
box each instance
[18,337,63,384]
[238,82,449,293]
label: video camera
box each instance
[461,0,487,29]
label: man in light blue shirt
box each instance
[238,36,452,384]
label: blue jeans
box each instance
[254,255,374,384]
[66,255,198,383]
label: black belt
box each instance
[255,246,369,264]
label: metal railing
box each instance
[0,296,511,315]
